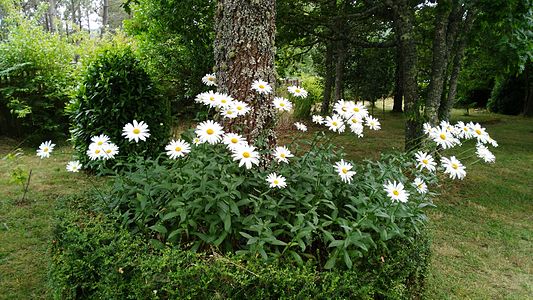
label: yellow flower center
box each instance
[175,146,182,152]
[95,149,100,154]
[209,97,215,101]
[295,89,301,93]
[341,168,348,174]
[208,77,214,81]
[475,129,481,135]
[133,128,141,134]
[280,153,286,158]
[418,184,423,189]
[280,102,285,107]
[342,107,347,111]
[332,122,338,126]
[243,152,250,158]
[231,138,238,144]
[221,99,227,103]
[439,133,446,140]
[226,110,233,114]
[354,107,360,112]
[206,128,214,135]
[422,159,428,164]
[259,84,265,89]
[97,141,103,145]
[463,127,468,131]
[43,147,49,152]
[273,180,279,184]
[393,190,399,196]
[237,106,243,110]
[106,149,112,154]
[452,163,458,170]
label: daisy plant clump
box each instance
[84,77,498,272]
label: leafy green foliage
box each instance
[0,15,75,138]
[123,0,215,115]
[69,45,170,171]
[104,132,434,270]
[487,74,526,115]
[50,193,431,299]
[292,74,322,118]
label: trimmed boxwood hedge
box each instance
[49,194,431,300]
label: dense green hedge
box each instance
[50,194,431,299]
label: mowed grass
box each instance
[0,139,95,299]
[0,110,532,299]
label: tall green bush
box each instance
[0,15,75,138]
[487,74,526,115]
[69,45,170,170]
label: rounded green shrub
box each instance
[69,45,170,170]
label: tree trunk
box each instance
[439,9,476,120]
[388,0,422,150]
[214,0,277,147]
[102,0,109,34]
[425,0,452,124]
[523,62,533,117]
[392,42,403,112]
[321,41,334,115]
[47,0,56,32]
[334,42,346,101]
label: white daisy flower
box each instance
[273,146,293,164]
[334,159,356,183]
[87,143,104,160]
[423,122,434,135]
[312,115,324,124]
[348,101,369,119]
[66,160,82,173]
[487,136,498,147]
[455,121,474,139]
[195,120,224,144]
[412,177,428,194]
[273,97,293,112]
[165,139,191,159]
[216,93,234,108]
[251,79,272,94]
[101,142,119,160]
[91,134,110,147]
[192,136,203,146]
[266,173,287,189]
[441,156,466,180]
[202,73,217,86]
[469,122,490,144]
[36,140,55,159]
[232,101,250,116]
[204,91,220,108]
[287,85,308,98]
[231,144,260,169]
[294,122,308,132]
[348,115,363,126]
[365,116,381,130]
[349,123,364,138]
[333,99,351,117]
[324,115,345,133]
[122,120,150,143]
[476,144,496,163]
[414,151,437,172]
[440,120,457,135]
[223,133,246,150]
[194,91,208,105]
[221,107,238,119]
[383,180,410,203]
[431,126,459,149]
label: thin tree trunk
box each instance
[334,43,346,101]
[388,0,422,150]
[439,9,476,120]
[47,0,56,32]
[392,43,403,112]
[522,62,533,117]
[214,0,277,147]
[102,0,109,34]
[321,41,334,115]
[425,0,452,124]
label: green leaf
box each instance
[161,211,180,221]
[343,251,353,269]
[149,224,168,235]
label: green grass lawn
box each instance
[1,111,532,299]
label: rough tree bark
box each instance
[334,42,346,101]
[102,0,109,34]
[47,0,57,32]
[392,42,403,112]
[321,41,335,115]
[214,0,277,147]
[425,0,452,124]
[439,9,476,120]
[387,0,422,150]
